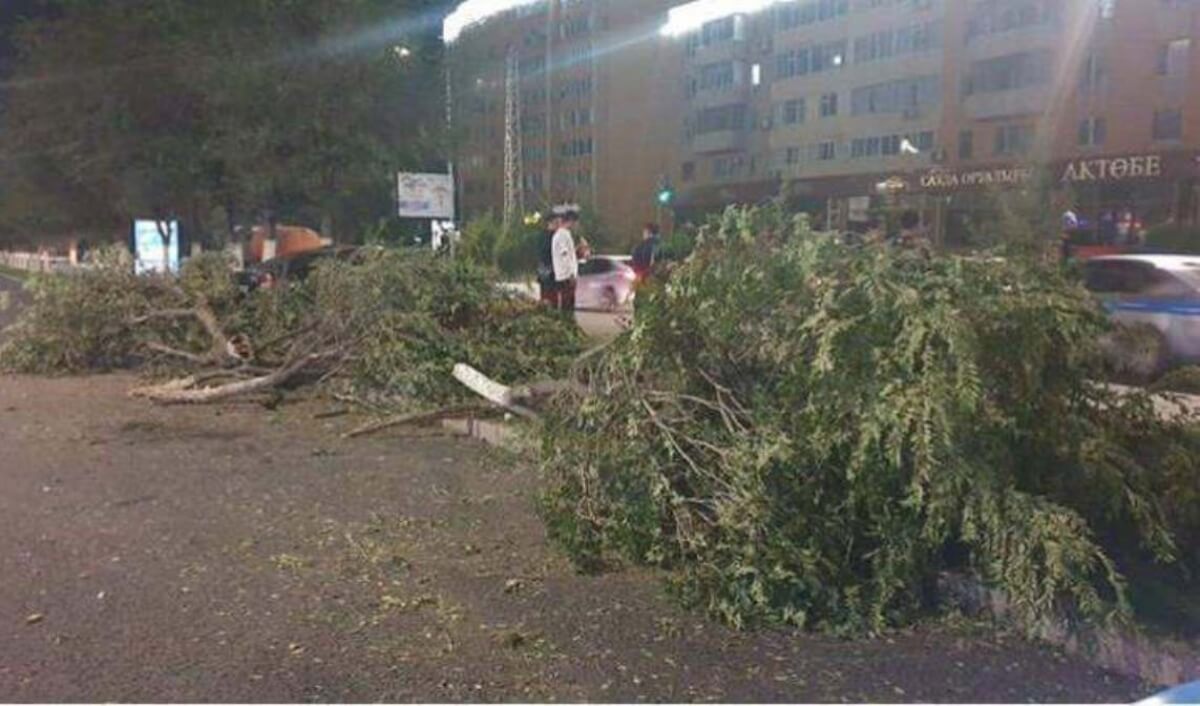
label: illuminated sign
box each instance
[397,172,456,220]
[920,167,1033,190]
[919,154,1177,192]
[1059,154,1163,183]
[132,220,180,275]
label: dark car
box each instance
[239,246,358,292]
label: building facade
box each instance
[447,0,1200,246]
[447,0,682,244]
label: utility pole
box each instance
[503,45,524,228]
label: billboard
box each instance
[397,172,455,220]
[132,219,181,275]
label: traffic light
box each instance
[656,176,674,206]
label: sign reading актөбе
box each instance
[918,153,1186,192]
[1060,154,1164,183]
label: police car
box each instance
[1083,255,1200,374]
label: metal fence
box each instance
[0,251,77,274]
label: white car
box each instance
[574,255,638,312]
[1083,255,1200,371]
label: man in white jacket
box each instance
[550,204,580,313]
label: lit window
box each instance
[1157,38,1191,76]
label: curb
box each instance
[442,416,524,451]
[940,572,1200,687]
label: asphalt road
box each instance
[0,374,1149,702]
[0,272,29,333]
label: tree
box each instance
[0,0,446,245]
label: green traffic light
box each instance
[657,189,673,205]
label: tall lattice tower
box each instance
[503,45,524,228]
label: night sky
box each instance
[0,0,57,68]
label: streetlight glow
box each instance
[660,0,787,37]
[443,0,544,43]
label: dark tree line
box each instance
[0,0,448,246]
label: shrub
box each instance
[1150,366,1200,396]
[539,205,1200,634]
[1,248,164,372]
[459,214,542,277]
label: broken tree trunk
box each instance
[130,350,333,405]
[451,364,539,420]
[341,404,491,439]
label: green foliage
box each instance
[539,205,1200,634]
[2,244,583,413]
[1144,224,1200,254]
[1149,367,1200,396]
[459,215,542,277]
[1,248,158,371]
[958,169,1065,251]
[657,224,697,263]
[313,249,582,405]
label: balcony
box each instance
[963,85,1051,121]
[692,129,746,154]
[964,22,1062,60]
[686,39,749,66]
[689,83,752,109]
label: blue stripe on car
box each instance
[1104,300,1200,317]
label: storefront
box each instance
[674,150,1199,248]
[916,151,1200,247]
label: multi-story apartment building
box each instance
[447,0,1200,246]
[446,0,682,243]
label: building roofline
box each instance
[443,0,545,44]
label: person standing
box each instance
[551,204,580,313]
[631,222,661,279]
[1061,208,1081,261]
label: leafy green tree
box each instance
[0,0,445,245]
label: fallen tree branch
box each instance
[127,295,240,366]
[143,341,212,366]
[342,404,491,439]
[130,349,337,405]
[127,309,199,325]
[452,364,539,420]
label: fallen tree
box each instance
[0,246,584,413]
[538,206,1200,635]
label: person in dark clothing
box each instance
[630,223,661,279]
[537,213,561,307]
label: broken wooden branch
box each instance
[341,404,491,439]
[451,364,539,420]
[143,341,213,366]
[130,349,336,405]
